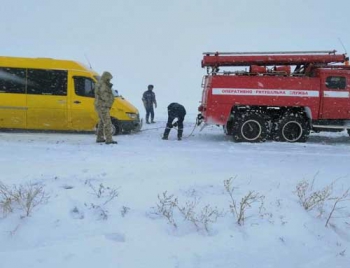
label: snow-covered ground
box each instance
[1,119,350,268]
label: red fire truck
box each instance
[197,50,350,142]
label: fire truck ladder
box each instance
[201,50,348,74]
[203,50,337,56]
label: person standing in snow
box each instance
[94,71,118,144]
[142,84,157,124]
[162,103,186,140]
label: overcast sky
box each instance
[1,0,350,118]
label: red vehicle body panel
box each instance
[201,75,321,125]
[318,69,350,119]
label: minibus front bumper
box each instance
[119,118,142,133]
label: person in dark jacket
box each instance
[142,84,157,124]
[162,103,186,140]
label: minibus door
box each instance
[69,75,97,131]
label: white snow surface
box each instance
[1,119,350,268]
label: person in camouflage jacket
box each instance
[94,71,118,144]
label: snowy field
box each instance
[1,119,350,268]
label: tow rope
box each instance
[138,116,202,139]
[139,126,164,132]
[183,122,198,139]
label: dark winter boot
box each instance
[106,140,118,144]
[162,128,171,140]
[177,129,183,141]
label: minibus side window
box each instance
[0,67,26,94]
[73,77,95,98]
[27,69,67,96]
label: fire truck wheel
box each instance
[233,113,268,142]
[224,121,233,135]
[274,114,309,142]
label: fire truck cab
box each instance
[198,50,350,142]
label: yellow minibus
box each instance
[0,56,141,134]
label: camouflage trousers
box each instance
[96,107,113,143]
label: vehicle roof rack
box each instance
[201,50,346,68]
[203,50,337,56]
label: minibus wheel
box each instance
[111,119,121,135]
[95,120,121,136]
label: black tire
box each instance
[347,129,350,137]
[95,119,121,136]
[232,113,268,142]
[273,113,309,142]
[111,119,121,135]
[224,120,233,135]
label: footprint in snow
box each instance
[62,185,74,190]
[70,206,84,220]
[104,233,125,243]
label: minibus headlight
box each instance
[126,113,138,119]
